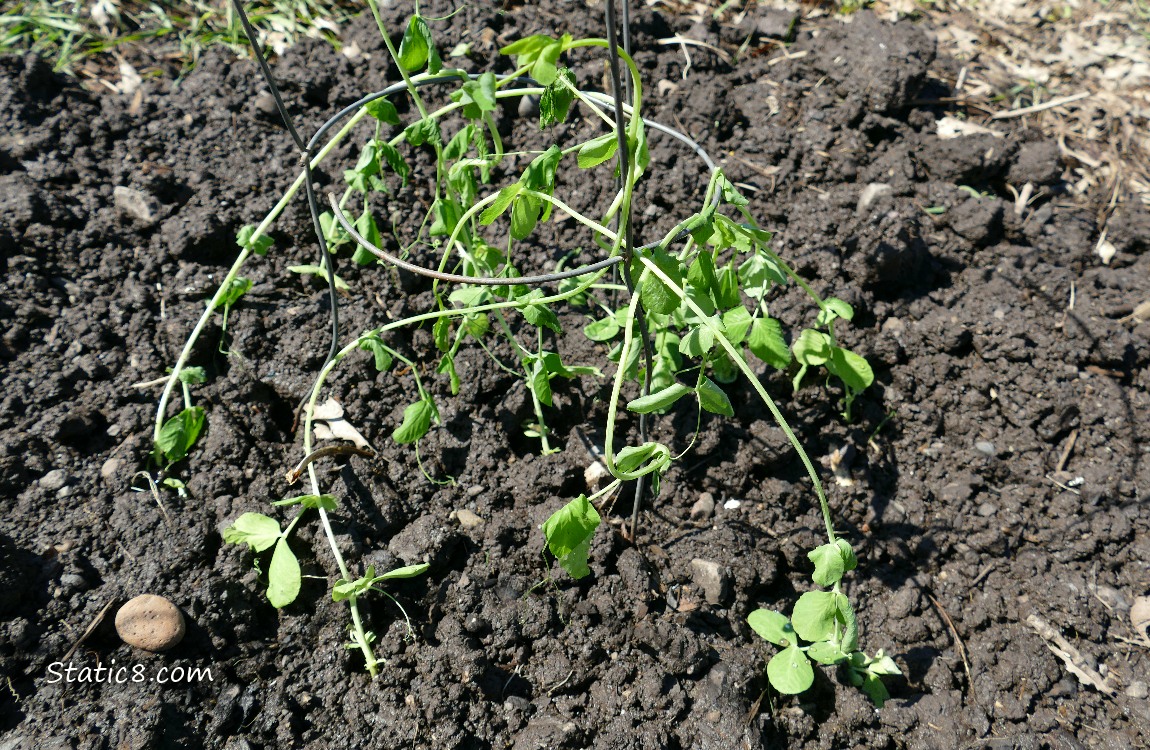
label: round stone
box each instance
[115,594,186,652]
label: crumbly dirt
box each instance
[2,4,1149,750]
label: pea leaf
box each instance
[452,71,498,119]
[808,542,847,587]
[792,329,832,367]
[479,183,522,225]
[540,68,575,128]
[220,277,252,308]
[393,399,435,444]
[154,406,204,464]
[826,347,874,393]
[377,141,410,186]
[697,377,734,417]
[748,317,791,370]
[222,512,282,552]
[583,315,620,342]
[615,442,667,474]
[738,252,786,298]
[747,609,794,647]
[639,249,683,316]
[352,211,382,266]
[178,366,207,385]
[722,305,753,345]
[791,590,845,642]
[679,326,715,358]
[627,382,693,414]
[541,494,601,579]
[271,494,339,510]
[520,293,561,333]
[236,224,274,256]
[531,358,553,407]
[364,97,399,124]
[510,193,542,240]
[818,297,855,326]
[577,132,618,169]
[359,337,393,372]
[404,117,442,147]
[267,537,301,608]
[807,641,848,666]
[767,645,814,695]
[288,265,351,293]
[397,16,433,72]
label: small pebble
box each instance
[452,509,484,529]
[690,492,715,521]
[39,470,68,492]
[100,457,122,480]
[463,614,487,634]
[690,558,730,605]
[722,499,741,510]
[466,485,485,497]
[254,90,277,115]
[977,503,998,517]
[1126,682,1148,699]
[975,440,996,456]
[116,594,186,652]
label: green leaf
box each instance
[318,211,350,248]
[839,594,859,653]
[352,211,382,266]
[155,406,205,464]
[826,347,874,393]
[836,539,858,573]
[679,326,715,358]
[615,442,668,474]
[738,252,786,298]
[583,315,620,342]
[404,117,442,147]
[639,249,683,316]
[364,97,399,124]
[267,537,301,608]
[791,590,844,642]
[520,145,563,194]
[860,673,891,708]
[531,358,553,407]
[627,382,693,414]
[288,265,350,293]
[792,329,831,367]
[807,641,848,666]
[697,377,734,417]
[359,337,394,372]
[747,609,794,647]
[722,306,753,345]
[236,224,274,256]
[866,651,901,676]
[393,399,435,444]
[748,317,791,370]
[719,175,750,207]
[714,264,741,309]
[540,351,600,379]
[222,512,282,552]
[808,542,846,587]
[541,494,601,579]
[397,16,432,72]
[374,562,431,581]
[479,183,522,224]
[519,291,561,333]
[377,141,410,185]
[452,72,498,119]
[220,277,252,308]
[821,297,855,324]
[767,645,814,695]
[510,194,542,240]
[271,494,339,510]
[577,132,618,169]
[178,366,207,385]
[540,68,575,128]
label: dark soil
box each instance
[3,4,1149,749]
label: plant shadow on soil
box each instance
[2,1,1150,748]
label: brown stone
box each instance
[115,594,185,652]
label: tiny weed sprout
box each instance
[147,0,897,705]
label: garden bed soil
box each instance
[2,4,1149,749]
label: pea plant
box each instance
[144,0,897,703]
